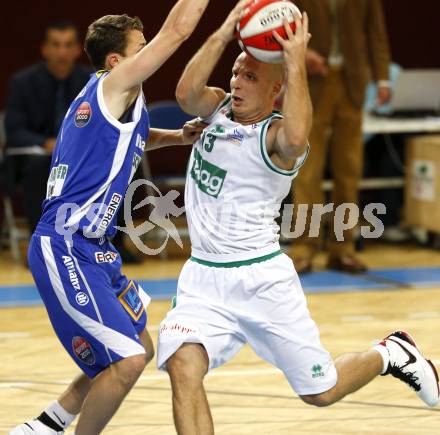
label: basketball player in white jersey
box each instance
[10,1,210,435]
[156,6,439,434]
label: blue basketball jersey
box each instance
[40,70,149,239]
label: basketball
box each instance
[236,0,301,64]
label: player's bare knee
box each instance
[167,350,206,392]
[300,391,336,408]
[145,345,155,365]
[114,354,147,387]
[129,353,149,374]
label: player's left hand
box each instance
[216,0,250,44]
[182,119,206,144]
[272,12,311,70]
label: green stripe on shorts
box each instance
[190,250,282,268]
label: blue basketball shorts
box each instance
[28,223,150,378]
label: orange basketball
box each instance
[236,0,301,64]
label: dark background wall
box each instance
[1,0,439,174]
[1,0,440,110]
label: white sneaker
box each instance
[9,420,64,435]
[380,331,440,407]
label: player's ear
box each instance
[106,53,122,70]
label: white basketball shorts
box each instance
[157,252,337,395]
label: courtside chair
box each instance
[0,111,28,263]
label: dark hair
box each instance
[44,21,80,42]
[84,14,144,70]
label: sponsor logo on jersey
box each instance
[46,164,68,200]
[75,102,92,128]
[226,128,244,146]
[118,281,144,321]
[98,193,122,232]
[210,124,225,134]
[62,256,81,291]
[75,292,89,306]
[95,251,118,264]
[135,134,146,152]
[72,336,95,365]
[190,149,227,198]
[130,152,142,181]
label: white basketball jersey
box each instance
[185,95,308,263]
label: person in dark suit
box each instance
[5,21,90,234]
[290,0,391,273]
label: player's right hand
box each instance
[216,0,250,44]
[182,119,207,144]
[272,12,311,72]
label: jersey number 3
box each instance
[202,132,216,152]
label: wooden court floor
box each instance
[1,242,440,434]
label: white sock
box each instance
[44,400,76,429]
[373,343,390,375]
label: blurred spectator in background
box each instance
[4,21,90,234]
[363,63,410,242]
[290,0,391,273]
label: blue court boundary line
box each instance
[1,267,440,308]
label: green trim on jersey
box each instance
[218,95,232,111]
[215,95,232,119]
[190,250,282,268]
[259,116,298,176]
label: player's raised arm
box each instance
[105,0,210,94]
[176,0,250,118]
[268,13,312,162]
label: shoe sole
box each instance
[389,330,440,406]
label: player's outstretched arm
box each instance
[176,0,250,118]
[146,120,205,151]
[105,0,209,95]
[268,13,312,163]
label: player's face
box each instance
[41,29,81,74]
[122,30,147,58]
[230,53,281,121]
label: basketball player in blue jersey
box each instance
[10,2,210,434]
[156,6,439,435]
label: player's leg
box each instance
[167,343,213,435]
[157,259,246,435]
[75,342,151,434]
[58,374,92,416]
[11,329,154,435]
[74,269,155,433]
[9,374,92,434]
[242,255,439,409]
[301,331,440,408]
[300,350,383,407]
[11,234,151,434]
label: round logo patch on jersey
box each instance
[75,292,89,306]
[75,102,92,128]
[72,336,95,365]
